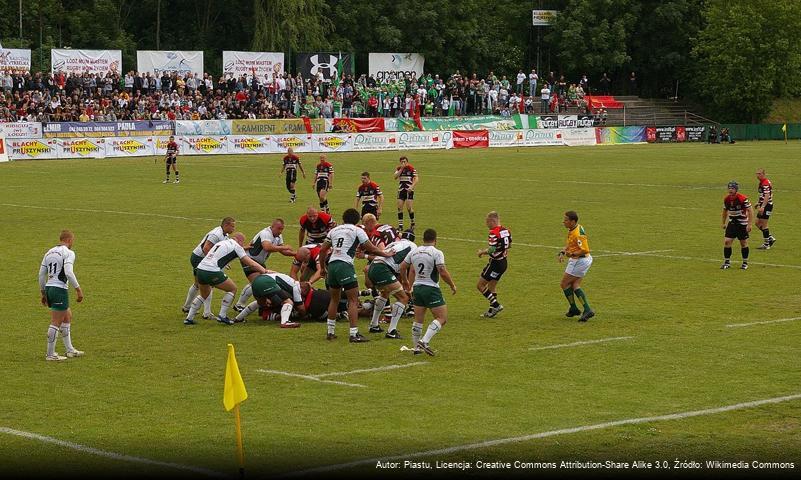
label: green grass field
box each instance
[1,142,800,478]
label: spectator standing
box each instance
[599,73,610,95]
[540,83,550,113]
[528,69,538,98]
[516,70,526,94]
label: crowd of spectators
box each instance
[0,68,621,123]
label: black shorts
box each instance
[316,178,329,193]
[166,156,177,165]
[361,204,379,218]
[481,258,508,282]
[756,203,773,220]
[725,221,749,240]
[398,189,415,201]
[285,170,297,186]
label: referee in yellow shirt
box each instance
[558,211,595,322]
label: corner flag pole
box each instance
[783,123,788,144]
[224,343,249,479]
[234,404,245,479]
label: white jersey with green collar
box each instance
[325,224,368,265]
[197,239,246,272]
[247,227,283,264]
[374,239,416,273]
[39,245,79,290]
[264,272,303,303]
[192,226,228,257]
[404,245,445,288]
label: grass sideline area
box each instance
[1,142,800,478]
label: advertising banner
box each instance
[51,49,121,74]
[314,134,353,153]
[222,51,284,79]
[525,129,565,146]
[538,115,558,129]
[136,51,204,76]
[231,118,325,135]
[558,115,578,129]
[175,120,232,136]
[532,10,558,26]
[685,125,706,142]
[451,130,489,149]
[577,115,595,128]
[6,138,59,159]
[397,131,446,150]
[561,128,598,146]
[295,53,354,81]
[0,48,32,71]
[351,132,398,151]
[270,134,313,153]
[43,121,173,138]
[0,122,42,139]
[105,137,154,157]
[368,53,425,82]
[180,136,227,155]
[596,126,646,144]
[407,115,516,131]
[489,130,526,148]
[332,118,385,133]
[0,131,7,162]
[57,138,106,158]
[227,136,272,155]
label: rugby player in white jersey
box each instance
[184,232,267,325]
[234,271,309,328]
[233,218,295,311]
[319,208,392,343]
[39,230,85,361]
[182,217,236,318]
[362,229,417,339]
[399,228,457,356]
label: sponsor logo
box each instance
[355,134,394,145]
[525,130,558,141]
[308,54,338,78]
[398,132,433,146]
[539,117,558,129]
[318,136,346,149]
[490,131,524,142]
[65,139,101,156]
[274,136,306,149]
[113,139,148,154]
[190,137,223,153]
[233,137,265,151]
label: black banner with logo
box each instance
[539,115,558,129]
[685,125,706,142]
[295,53,354,80]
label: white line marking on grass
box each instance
[0,203,266,225]
[529,336,634,351]
[593,249,674,258]
[632,252,801,270]
[315,362,428,378]
[726,316,801,328]
[256,369,366,388]
[0,427,228,478]
[281,392,801,477]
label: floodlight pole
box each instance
[19,0,23,39]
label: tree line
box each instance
[1,0,799,122]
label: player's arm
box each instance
[64,257,84,302]
[318,240,332,275]
[305,261,323,285]
[262,240,295,257]
[354,192,361,209]
[289,260,302,281]
[721,208,728,229]
[393,167,402,179]
[362,239,391,257]
[744,201,753,232]
[479,234,496,257]
[377,193,384,213]
[240,255,267,275]
[410,171,418,190]
[437,264,457,295]
[280,161,286,175]
[298,224,307,247]
[328,171,334,189]
[399,260,412,291]
[202,240,215,255]
[38,264,48,305]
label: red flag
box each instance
[302,116,313,134]
[412,94,423,131]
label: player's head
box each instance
[59,229,74,248]
[221,217,236,234]
[361,213,377,231]
[727,181,739,194]
[563,211,578,228]
[755,169,766,180]
[271,218,285,235]
[231,232,246,246]
[287,147,294,155]
[401,229,416,242]
[319,154,327,163]
[169,135,174,141]
[486,211,499,228]
[306,207,318,222]
[342,208,361,225]
[399,156,408,165]
[294,246,311,262]
[423,228,437,245]
[360,172,371,184]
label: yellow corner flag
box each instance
[224,344,247,478]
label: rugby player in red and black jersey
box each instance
[314,154,334,213]
[721,181,752,269]
[755,168,777,249]
[477,211,512,317]
[355,172,384,219]
[298,207,336,247]
[393,156,418,230]
[290,244,323,285]
[280,147,305,204]
[163,135,179,184]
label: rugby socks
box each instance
[371,296,388,328]
[327,318,336,335]
[574,288,591,311]
[421,319,442,343]
[741,247,749,262]
[183,284,198,310]
[175,171,179,182]
[389,301,405,332]
[219,292,235,318]
[165,164,170,181]
[59,324,75,352]
[235,301,258,322]
[280,303,293,325]
[563,287,577,307]
[237,284,253,308]
[723,247,732,262]
[409,211,415,227]
[398,210,404,229]
[204,291,213,316]
[47,325,59,357]
[349,326,359,337]
[320,200,329,212]
[289,189,296,202]
[186,295,203,321]
[482,288,501,308]
[411,322,424,346]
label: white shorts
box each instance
[565,255,593,278]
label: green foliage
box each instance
[691,0,801,122]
